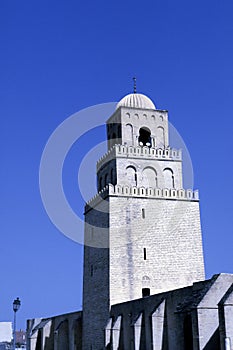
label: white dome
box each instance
[116,93,156,110]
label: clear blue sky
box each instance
[1,0,233,330]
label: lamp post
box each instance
[12,297,21,350]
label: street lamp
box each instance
[12,297,21,350]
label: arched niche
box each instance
[126,165,137,186]
[125,123,133,145]
[157,126,165,147]
[163,168,174,189]
[142,167,157,187]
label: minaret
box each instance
[82,92,205,349]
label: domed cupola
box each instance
[116,93,156,110]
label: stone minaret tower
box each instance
[82,93,205,349]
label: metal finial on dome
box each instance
[133,77,137,94]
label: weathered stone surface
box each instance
[82,99,205,349]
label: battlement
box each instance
[85,184,199,212]
[85,187,109,213]
[96,145,182,172]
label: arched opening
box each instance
[157,126,165,147]
[183,314,193,350]
[126,123,133,145]
[138,127,151,147]
[142,288,150,297]
[126,166,137,186]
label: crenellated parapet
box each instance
[96,145,182,172]
[85,186,109,212]
[109,184,199,200]
[85,184,199,212]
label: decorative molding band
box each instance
[96,145,182,172]
[85,184,199,212]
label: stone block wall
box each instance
[82,198,110,350]
[109,195,205,306]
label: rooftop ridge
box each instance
[97,145,182,172]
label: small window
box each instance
[91,265,93,277]
[143,248,147,260]
[142,288,150,297]
[142,208,145,219]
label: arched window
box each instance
[139,127,152,147]
[163,168,175,189]
[126,166,137,186]
[142,167,157,187]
